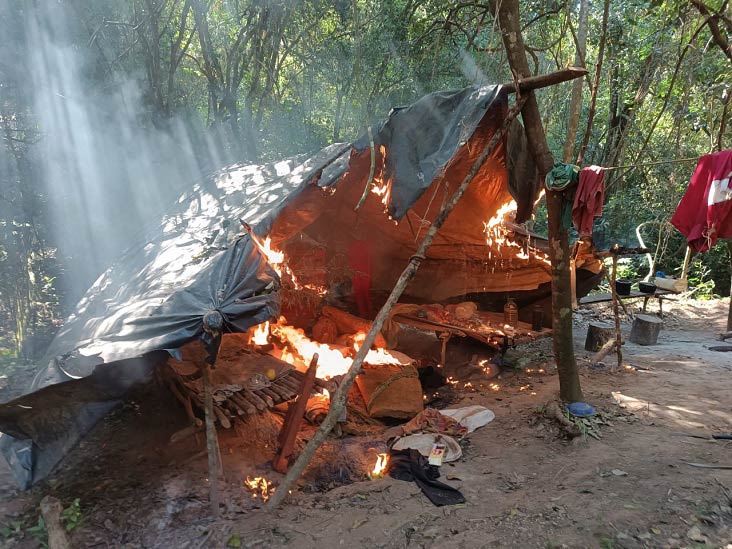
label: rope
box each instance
[602,155,701,172]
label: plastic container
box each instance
[566,402,597,417]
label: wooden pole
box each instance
[266,96,529,509]
[200,310,224,517]
[610,254,623,368]
[680,246,692,281]
[500,67,588,94]
[491,0,583,402]
[201,361,221,516]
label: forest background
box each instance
[0,0,730,370]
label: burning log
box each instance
[321,306,387,348]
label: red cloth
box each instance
[572,166,605,236]
[348,239,373,318]
[671,150,732,252]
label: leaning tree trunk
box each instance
[491,0,583,402]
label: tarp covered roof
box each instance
[0,84,550,487]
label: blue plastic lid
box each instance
[655,271,666,278]
[566,402,597,417]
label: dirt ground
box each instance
[1,297,731,548]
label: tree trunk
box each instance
[562,0,588,162]
[491,0,583,402]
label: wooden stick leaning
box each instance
[201,361,221,516]
[610,254,623,368]
[266,95,528,509]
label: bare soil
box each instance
[1,297,731,548]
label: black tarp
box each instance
[0,84,548,487]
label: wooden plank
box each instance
[273,355,319,473]
[580,289,677,305]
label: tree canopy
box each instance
[0,0,730,360]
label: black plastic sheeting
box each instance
[0,84,531,488]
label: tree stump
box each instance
[585,322,615,351]
[630,314,663,345]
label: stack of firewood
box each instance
[161,350,330,428]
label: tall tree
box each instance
[491,0,583,402]
[562,0,588,162]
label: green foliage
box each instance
[1,0,731,364]
[61,498,82,532]
[26,516,48,547]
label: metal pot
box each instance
[638,281,656,294]
[615,279,632,296]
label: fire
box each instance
[482,199,551,265]
[244,476,273,502]
[252,320,270,345]
[483,200,517,250]
[268,317,404,379]
[369,453,389,479]
[260,237,284,272]
[251,234,326,296]
[271,320,353,379]
[489,383,501,391]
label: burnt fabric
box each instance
[388,449,466,506]
[572,166,605,236]
[671,150,732,252]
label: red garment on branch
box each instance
[670,150,732,252]
[572,165,605,236]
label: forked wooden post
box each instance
[610,253,623,368]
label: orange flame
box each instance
[244,476,273,502]
[482,199,550,264]
[370,453,389,479]
[269,317,405,379]
[259,237,285,275]
[251,235,326,295]
[252,321,270,345]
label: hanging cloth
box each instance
[545,162,580,229]
[545,162,580,191]
[670,150,732,252]
[572,166,605,237]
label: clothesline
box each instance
[601,155,701,172]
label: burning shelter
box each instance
[0,84,604,488]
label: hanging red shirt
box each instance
[671,150,732,252]
[572,165,605,236]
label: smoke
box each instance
[25,3,221,300]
